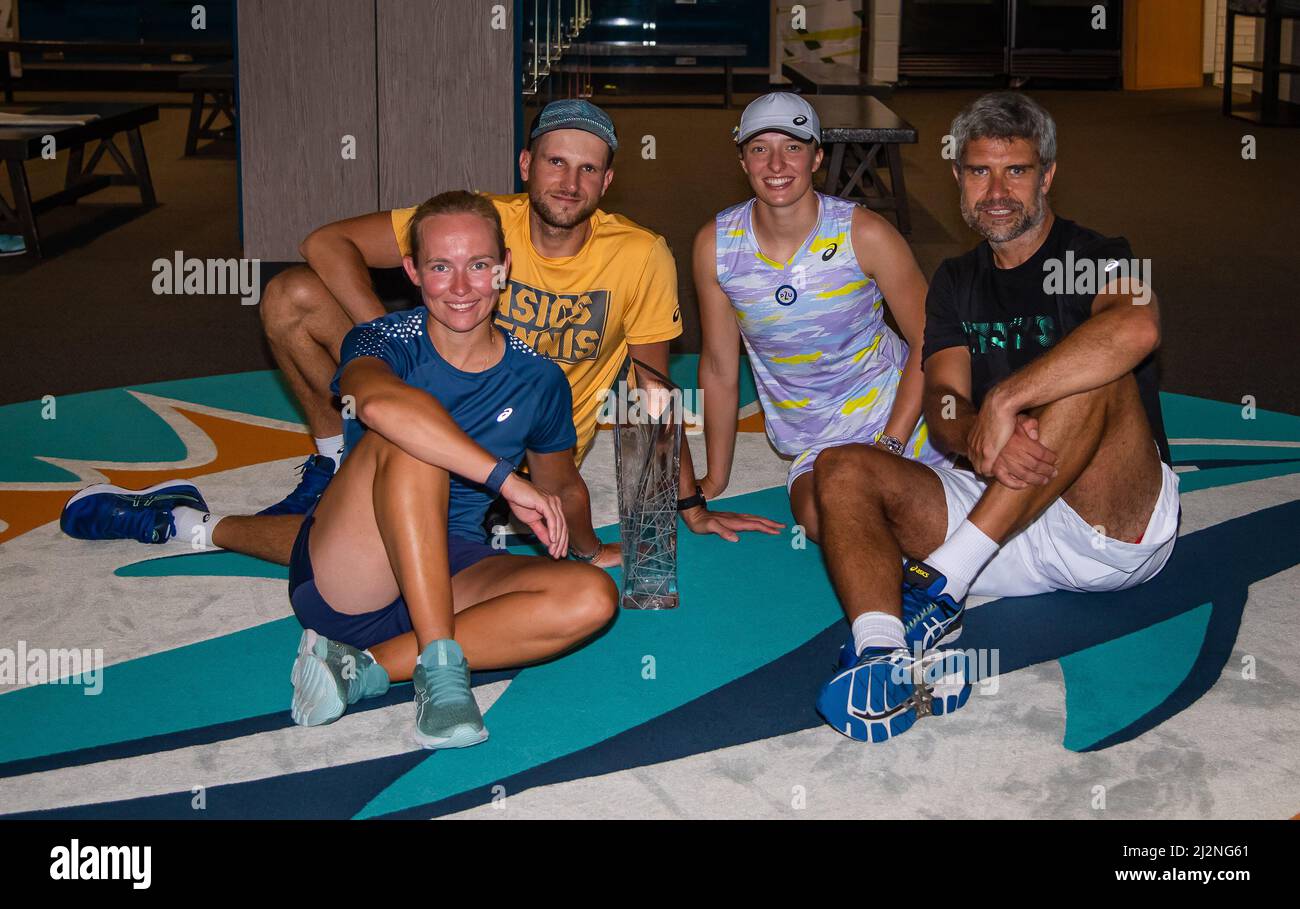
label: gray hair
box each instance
[950,92,1057,168]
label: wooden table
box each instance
[809,95,918,234]
[562,42,747,108]
[0,102,158,258]
[0,40,230,101]
[179,61,236,155]
[781,60,892,98]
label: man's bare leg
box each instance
[211,514,303,565]
[260,265,353,439]
[813,448,949,622]
[813,373,1162,627]
[967,373,1162,546]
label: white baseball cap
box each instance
[734,92,821,146]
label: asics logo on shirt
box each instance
[821,243,837,261]
[496,408,514,423]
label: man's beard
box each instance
[530,189,599,230]
[960,184,1047,244]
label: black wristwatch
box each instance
[677,483,707,512]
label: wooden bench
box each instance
[559,42,747,108]
[808,95,917,234]
[179,61,235,155]
[0,102,158,258]
[0,40,231,100]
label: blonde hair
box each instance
[406,190,506,263]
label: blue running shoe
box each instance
[836,635,858,671]
[61,480,209,543]
[901,559,964,653]
[816,646,972,743]
[290,629,390,727]
[412,639,488,750]
[258,455,335,516]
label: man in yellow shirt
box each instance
[214,99,780,566]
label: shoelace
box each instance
[111,505,173,544]
[282,457,332,504]
[418,662,473,708]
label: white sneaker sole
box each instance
[289,629,346,727]
[412,723,489,750]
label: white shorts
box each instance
[927,460,1181,598]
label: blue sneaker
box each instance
[0,234,26,257]
[258,455,335,516]
[901,559,964,653]
[61,480,209,543]
[836,635,858,671]
[816,646,971,743]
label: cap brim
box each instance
[736,126,818,146]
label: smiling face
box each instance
[955,136,1055,243]
[519,129,614,230]
[402,211,509,336]
[739,131,823,208]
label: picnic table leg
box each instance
[125,127,157,208]
[4,159,42,258]
[823,142,845,196]
[185,89,203,156]
[64,145,85,190]
[885,143,911,235]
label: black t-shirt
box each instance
[922,217,1170,464]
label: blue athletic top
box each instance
[331,308,577,543]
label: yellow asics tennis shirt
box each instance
[392,193,681,463]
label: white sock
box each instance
[314,434,345,470]
[925,519,999,602]
[851,611,907,656]
[173,506,223,550]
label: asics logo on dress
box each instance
[821,244,837,261]
[496,408,514,422]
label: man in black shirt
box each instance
[813,92,1181,745]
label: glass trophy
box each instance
[613,356,682,610]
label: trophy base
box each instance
[620,591,679,611]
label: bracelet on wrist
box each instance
[484,457,514,496]
[567,543,601,563]
[676,483,707,512]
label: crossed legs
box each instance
[811,374,1163,622]
[305,431,617,681]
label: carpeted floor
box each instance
[1,359,1297,819]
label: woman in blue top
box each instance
[288,191,617,749]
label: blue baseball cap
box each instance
[529,99,618,152]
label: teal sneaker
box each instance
[289,629,390,727]
[412,639,488,750]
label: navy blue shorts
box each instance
[288,510,506,650]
